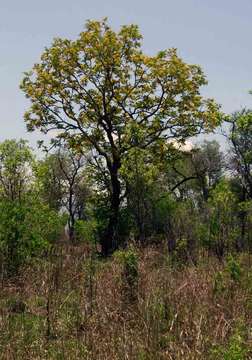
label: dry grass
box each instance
[1,244,252,359]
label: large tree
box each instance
[21,19,221,255]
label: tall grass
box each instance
[1,243,252,359]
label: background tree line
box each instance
[0,111,251,275]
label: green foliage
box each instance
[168,200,199,263]
[121,147,162,240]
[213,257,242,296]
[172,237,188,265]
[207,180,238,257]
[213,270,225,295]
[74,219,98,244]
[3,18,252,357]
[226,255,242,282]
[153,194,177,234]
[141,293,171,354]
[117,207,134,242]
[20,18,222,254]
[227,109,252,200]
[0,196,64,275]
[0,139,34,201]
[210,323,248,360]
[115,247,139,301]
[21,19,221,150]
[35,154,65,211]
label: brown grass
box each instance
[1,244,252,359]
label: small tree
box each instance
[225,109,252,249]
[227,109,252,200]
[0,139,33,202]
[0,139,64,275]
[0,196,63,275]
[207,181,237,258]
[191,140,224,201]
[36,146,89,242]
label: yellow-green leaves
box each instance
[21,18,222,162]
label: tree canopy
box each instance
[21,19,222,255]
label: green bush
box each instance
[115,247,139,301]
[74,219,98,245]
[0,197,64,275]
[210,325,248,360]
[226,255,242,283]
[213,270,225,295]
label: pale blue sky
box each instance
[0,0,251,149]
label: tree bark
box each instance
[68,186,76,243]
[101,161,121,256]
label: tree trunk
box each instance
[68,187,75,243]
[68,219,75,243]
[101,163,121,256]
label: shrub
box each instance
[115,247,139,302]
[74,219,98,245]
[226,255,242,283]
[0,197,64,275]
[210,324,248,360]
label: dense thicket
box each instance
[0,127,251,274]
